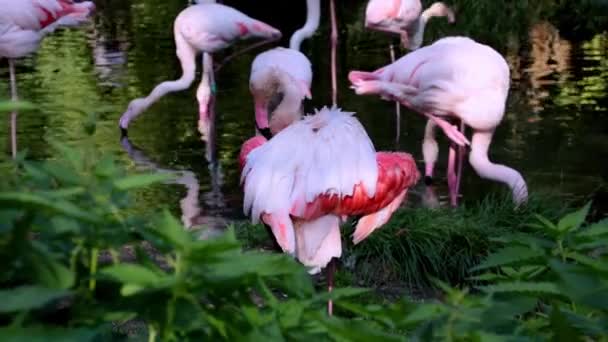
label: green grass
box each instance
[339,192,571,290]
[236,191,572,294]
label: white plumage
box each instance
[241,107,378,224]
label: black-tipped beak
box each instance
[259,127,272,140]
[256,122,273,140]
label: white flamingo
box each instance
[248,0,320,139]
[349,37,528,206]
[118,3,282,133]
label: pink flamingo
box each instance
[349,37,528,206]
[239,106,420,314]
[249,0,320,139]
[0,0,95,101]
[118,3,281,134]
[365,0,455,50]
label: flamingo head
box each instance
[243,22,282,41]
[252,68,310,138]
[119,98,148,132]
[423,2,456,23]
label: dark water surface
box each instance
[1,0,607,230]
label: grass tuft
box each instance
[339,191,570,291]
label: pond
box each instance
[1,0,607,231]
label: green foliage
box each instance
[1,113,606,340]
[339,193,568,289]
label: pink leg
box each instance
[330,0,338,106]
[9,59,18,159]
[425,114,470,147]
[389,43,401,145]
[454,120,466,201]
[447,144,458,207]
[327,258,335,316]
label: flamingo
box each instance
[118,3,282,134]
[349,37,528,206]
[249,0,320,139]
[0,0,95,101]
[364,0,455,50]
[239,106,420,314]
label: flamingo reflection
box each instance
[120,132,227,239]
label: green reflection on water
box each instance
[1,0,607,217]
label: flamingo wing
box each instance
[241,107,378,224]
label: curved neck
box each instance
[410,2,453,50]
[469,131,528,205]
[269,80,304,134]
[289,0,321,50]
[126,33,197,125]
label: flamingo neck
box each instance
[270,83,304,134]
[289,0,321,50]
[120,33,197,128]
[410,2,452,50]
[469,131,528,205]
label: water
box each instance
[1,0,607,229]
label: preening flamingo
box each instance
[239,106,420,313]
[349,37,528,205]
[0,0,95,101]
[118,3,282,133]
[364,0,454,50]
[249,0,320,139]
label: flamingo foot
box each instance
[428,115,470,147]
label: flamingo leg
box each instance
[389,43,401,146]
[447,143,458,207]
[329,0,338,106]
[425,114,470,147]
[454,120,466,202]
[9,59,17,159]
[9,59,17,101]
[198,53,215,137]
[327,258,335,316]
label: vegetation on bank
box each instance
[0,114,607,340]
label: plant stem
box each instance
[89,247,99,291]
[148,324,157,342]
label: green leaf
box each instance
[0,101,36,112]
[403,303,446,323]
[549,304,584,342]
[533,214,558,231]
[113,173,173,190]
[27,244,75,289]
[151,210,191,249]
[471,246,545,271]
[0,192,99,223]
[101,264,165,285]
[0,286,70,313]
[557,202,591,232]
[0,327,98,342]
[321,316,403,342]
[577,218,608,238]
[479,281,561,294]
[468,273,506,282]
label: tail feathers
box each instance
[295,215,342,274]
[352,190,408,244]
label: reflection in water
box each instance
[91,27,128,88]
[525,21,572,115]
[120,130,227,238]
[1,0,606,216]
